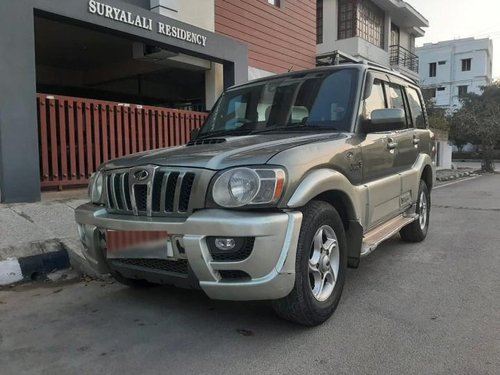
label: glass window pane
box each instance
[407,88,425,129]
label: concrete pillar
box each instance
[384,12,391,51]
[150,0,179,18]
[205,63,224,110]
[0,2,40,202]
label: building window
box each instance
[462,58,472,71]
[409,34,416,52]
[338,0,385,49]
[458,85,468,97]
[437,87,445,91]
[438,61,446,65]
[267,0,280,6]
[429,62,437,77]
[423,88,437,99]
[391,24,400,46]
[317,0,323,44]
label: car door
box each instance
[358,74,401,230]
[403,86,433,204]
[385,79,419,175]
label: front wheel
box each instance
[272,201,347,326]
[400,180,430,242]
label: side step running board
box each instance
[361,214,418,257]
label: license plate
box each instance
[106,230,173,259]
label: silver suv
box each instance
[75,63,435,326]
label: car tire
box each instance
[400,179,430,242]
[272,201,347,326]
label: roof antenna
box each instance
[288,65,294,72]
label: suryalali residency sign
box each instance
[88,0,208,47]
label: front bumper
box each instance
[75,203,302,301]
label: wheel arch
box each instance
[286,169,365,269]
[421,164,434,191]
[311,190,363,269]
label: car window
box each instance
[407,87,426,129]
[387,84,409,128]
[200,69,359,136]
[362,79,386,120]
[224,94,249,130]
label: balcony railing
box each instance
[390,45,419,73]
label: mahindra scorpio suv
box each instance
[75,64,435,326]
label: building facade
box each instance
[0,0,318,203]
[215,0,317,79]
[316,0,428,80]
[416,38,494,112]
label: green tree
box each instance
[450,83,500,172]
[422,92,450,132]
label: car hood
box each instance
[102,132,348,171]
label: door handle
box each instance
[386,138,398,150]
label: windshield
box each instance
[199,69,358,138]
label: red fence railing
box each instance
[37,94,208,189]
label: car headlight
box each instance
[88,171,105,204]
[212,167,286,208]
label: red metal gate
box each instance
[37,94,208,189]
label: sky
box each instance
[405,0,500,78]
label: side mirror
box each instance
[190,128,200,140]
[365,108,405,133]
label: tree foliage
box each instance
[422,92,451,132]
[450,83,500,172]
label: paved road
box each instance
[1,175,499,375]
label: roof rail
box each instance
[316,50,419,84]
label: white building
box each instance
[316,0,429,81]
[416,38,494,111]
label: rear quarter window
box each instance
[407,87,426,129]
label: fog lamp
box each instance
[214,238,236,251]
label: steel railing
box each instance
[389,45,419,73]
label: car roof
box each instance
[229,63,418,90]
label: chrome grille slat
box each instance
[159,172,170,215]
[173,172,186,214]
[120,173,129,210]
[106,176,114,209]
[104,167,196,217]
[110,174,120,209]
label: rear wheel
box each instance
[400,180,430,242]
[272,201,347,326]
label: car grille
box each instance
[111,258,189,275]
[105,167,197,216]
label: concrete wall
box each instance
[437,141,453,170]
[317,0,339,55]
[332,37,390,66]
[150,0,215,31]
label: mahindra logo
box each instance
[133,170,150,181]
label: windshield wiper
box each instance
[196,128,253,140]
[251,125,339,134]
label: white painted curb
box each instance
[0,258,23,286]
